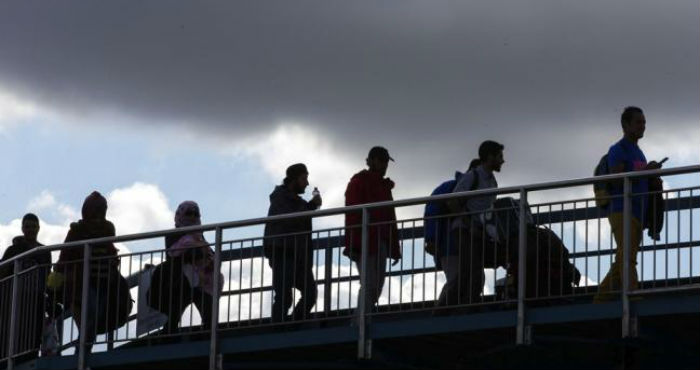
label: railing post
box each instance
[209,227,223,370]
[357,207,371,360]
[6,260,21,370]
[323,237,333,314]
[516,188,530,345]
[621,177,633,338]
[78,243,91,370]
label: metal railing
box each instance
[0,165,699,369]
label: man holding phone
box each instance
[594,106,664,302]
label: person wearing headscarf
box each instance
[148,201,221,333]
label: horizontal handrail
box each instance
[1,165,698,269]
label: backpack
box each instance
[423,170,479,256]
[593,154,612,209]
[482,197,534,243]
[500,225,581,299]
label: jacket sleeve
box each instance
[57,226,80,263]
[388,207,401,259]
[0,246,16,279]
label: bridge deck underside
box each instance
[15,289,700,370]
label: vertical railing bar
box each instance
[516,188,528,345]
[411,220,415,308]
[357,207,370,359]
[653,190,658,287]
[324,230,333,317]
[689,190,694,281]
[550,202,576,296]
[226,244,233,327]
[664,191,669,286]
[571,201,577,297]
[209,226,222,370]
[676,191,681,284]
[597,204,602,293]
[78,243,91,370]
[621,177,632,338]
[261,238,267,323]
[237,244,243,327]
[584,200,589,293]
[6,260,21,370]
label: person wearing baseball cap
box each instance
[344,146,401,315]
[263,163,322,322]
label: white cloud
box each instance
[1,183,174,258]
[106,182,174,236]
[228,124,356,209]
[0,86,52,133]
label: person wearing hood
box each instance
[263,163,322,322]
[52,191,126,354]
[344,146,401,315]
[0,213,50,359]
[148,201,222,333]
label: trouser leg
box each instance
[291,260,318,321]
[356,246,388,313]
[596,213,642,299]
[192,287,213,329]
[438,255,460,306]
[271,256,294,322]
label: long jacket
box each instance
[263,185,318,263]
[56,219,119,307]
[344,170,401,260]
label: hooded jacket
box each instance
[263,185,318,261]
[57,191,118,264]
[344,169,401,260]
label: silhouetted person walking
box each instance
[594,107,663,302]
[0,213,50,360]
[345,146,401,314]
[442,141,504,306]
[263,163,321,322]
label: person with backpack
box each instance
[593,106,664,302]
[344,146,402,315]
[263,163,322,322]
[441,141,504,307]
[0,213,51,360]
[424,170,465,270]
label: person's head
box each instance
[366,146,394,177]
[478,140,505,172]
[621,106,645,140]
[283,163,310,194]
[21,213,40,243]
[82,191,108,221]
[175,201,201,228]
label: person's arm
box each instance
[0,247,15,279]
[447,172,474,213]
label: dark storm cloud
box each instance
[0,0,698,185]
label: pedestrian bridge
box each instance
[2,166,699,369]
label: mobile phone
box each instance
[659,157,669,165]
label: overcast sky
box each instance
[0,1,698,250]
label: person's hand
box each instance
[425,242,436,256]
[645,161,662,171]
[311,195,323,207]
